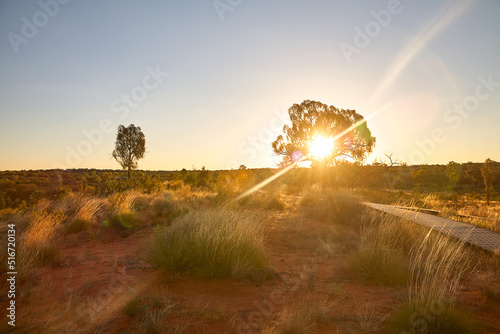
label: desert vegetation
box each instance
[1,169,499,333]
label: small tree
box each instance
[382,152,401,189]
[112,124,146,178]
[481,158,493,206]
[446,161,462,187]
[465,162,482,189]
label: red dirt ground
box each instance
[2,202,500,333]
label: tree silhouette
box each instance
[272,100,376,167]
[481,158,494,206]
[112,124,146,178]
[446,161,462,186]
[465,162,482,189]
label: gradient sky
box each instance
[1,0,499,171]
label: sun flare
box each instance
[309,136,334,159]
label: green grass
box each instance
[148,208,270,279]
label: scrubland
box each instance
[0,178,499,333]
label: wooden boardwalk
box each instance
[364,202,500,255]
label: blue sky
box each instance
[0,0,499,170]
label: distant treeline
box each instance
[0,160,498,209]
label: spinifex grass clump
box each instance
[300,186,364,225]
[148,208,270,279]
[151,196,176,218]
[238,191,285,211]
[108,190,140,229]
[64,195,104,234]
[389,229,479,334]
[262,297,332,333]
[18,209,65,279]
[349,213,410,286]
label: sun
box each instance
[309,135,334,159]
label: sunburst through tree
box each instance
[272,100,376,167]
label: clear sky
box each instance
[1,0,499,171]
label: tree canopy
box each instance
[271,100,376,167]
[112,124,146,178]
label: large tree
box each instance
[272,100,376,167]
[112,124,146,178]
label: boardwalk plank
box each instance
[364,202,500,254]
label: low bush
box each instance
[133,195,151,212]
[151,197,176,218]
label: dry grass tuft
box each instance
[108,190,141,229]
[148,207,270,279]
[300,186,364,226]
[389,228,479,333]
[263,297,333,334]
[349,212,410,286]
[18,209,65,279]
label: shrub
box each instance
[148,208,270,279]
[151,197,176,218]
[133,195,151,212]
